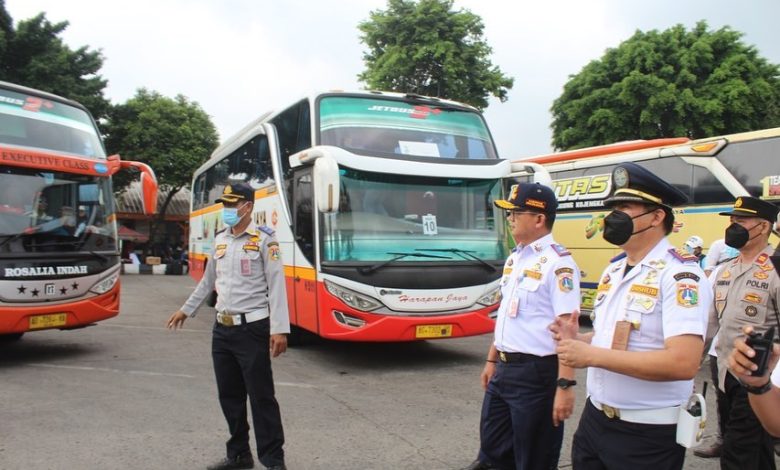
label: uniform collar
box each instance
[516,233,554,255]
[228,222,257,239]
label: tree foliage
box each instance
[0,0,110,120]
[358,0,513,110]
[551,21,780,150]
[104,89,219,249]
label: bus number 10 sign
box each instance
[422,214,438,236]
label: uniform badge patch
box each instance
[630,284,659,297]
[743,293,763,304]
[676,283,699,307]
[558,274,574,292]
[722,270,731,279]
[754,271,769,280]
[539,256,548,264]
[745,305,758,317]
[674,272,701,282]
[551,244,571,257]
[756,253,769,266]
[268,245,280,261]
[555,267,574,276]
[643,270,659,285]
[523,269,542,280]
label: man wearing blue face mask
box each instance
[551,162,711,470]
[167,182,290,470]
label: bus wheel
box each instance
[0,333,24,342]
[287,325,313,347]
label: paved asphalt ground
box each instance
[1,274,777,469]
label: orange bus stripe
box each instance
[521,138,690,165]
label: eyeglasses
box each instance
[506,211,542,218]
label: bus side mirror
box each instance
[116,157,159,215]
[313,156,340,214]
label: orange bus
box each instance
[0,81,158,340]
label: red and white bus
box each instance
[189,91,541,342]
[0,81,157,340]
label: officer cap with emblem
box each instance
[494,183,558,216]
[605,162,688,209]
[215,182,255,204]
[718,196,779,223]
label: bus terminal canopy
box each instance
[117,225,149,243]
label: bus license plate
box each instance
[415,324,452,339]
[29,313,68,330]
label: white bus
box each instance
[189,91,537,342]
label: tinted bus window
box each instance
[716,136,780,199]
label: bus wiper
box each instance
[416,248,497,272]
[359,251,452,275]
[0,232,30,250]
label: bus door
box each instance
[291,169,318,333]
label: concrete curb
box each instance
[121,264,187,275]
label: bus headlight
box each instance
[477,287,502,307]
[90,271,119,294]
[324,280,383,312]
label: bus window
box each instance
[271,100,312,178]
[635,158,693,202]
[692,166,731,204]
[716,136,780,199]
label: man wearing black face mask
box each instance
[551,162,711,470]
[706,196,780,470]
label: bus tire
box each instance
[287,325,314,347]
[0,332,24,342]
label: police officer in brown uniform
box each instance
[167,182,290,470]
[708,196,780,470]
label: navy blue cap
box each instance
[605,162,688,208]
[719,196,779,223]
[216,182,255,204]
[494,183,557,214]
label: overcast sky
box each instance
[7,0,780,158]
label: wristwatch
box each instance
[557,378,577,389]
[742,380,772,395]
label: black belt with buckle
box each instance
[498,351,557,363]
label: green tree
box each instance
[551,21,780,150]
[0,0,110,120]
[358,0,513,110]
[104,89,219,251]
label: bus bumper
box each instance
[0,284,120,334]
[314,293,497,342]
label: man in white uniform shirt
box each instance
[552,162,710,470]
[464,182,581,470]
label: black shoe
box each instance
[206,453,254,470]
[692,439,722,459]
[265,465,287,470]
[461,460,496,470]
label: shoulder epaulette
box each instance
[609,252,627,263]
[551,243,571,257]
[668,248,698,263]
[258,225,275,236]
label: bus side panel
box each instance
[0,283,120,334]
[292,266,318,333]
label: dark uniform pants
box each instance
[212,318,285,467]
[478,355,562,470]
[721,373,776,470]
[572,399,684,470]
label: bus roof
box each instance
[207,90,482,165]
[0,80,90,113]
[519,138,690,165]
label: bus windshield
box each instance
[0,87,105,158]
[0,167,116,254]
[320,167,506,263]
[318,96,498,160]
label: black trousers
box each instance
[212,318,285,467]
[721,373,776,470]
[572,399,684,470]
[477,355,562,470]
[708,356,728,439]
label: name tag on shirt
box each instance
[241,258,251,276]
[611,321,632,350]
